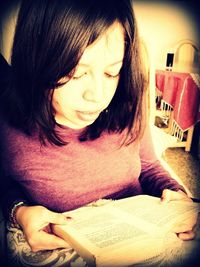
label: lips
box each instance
[79,110,101,115]
[76,110,101,121]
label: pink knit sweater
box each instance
[0,119,185,212]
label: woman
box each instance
[0,0,197,266]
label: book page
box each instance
[60,206,152,250]
[54,205,169,266]
[110,195,200,233]
[53,195,200,267]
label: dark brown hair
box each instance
[1,0,147,146]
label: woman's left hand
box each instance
[161,189,198,241]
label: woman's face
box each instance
[52,22,125,129]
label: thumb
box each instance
[30,230,71,252]
[47,210,72,225]
[161,189,172,203]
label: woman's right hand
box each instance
[15,205,71,252]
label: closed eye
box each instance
[72,72,120,80]
[105,73,120,79]
[72,72,87,80]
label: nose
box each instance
[83,75,104,103]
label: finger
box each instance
[177,230,196,241]
[46,210,72,225]
[175,217,198,233]
[161,189,172,203]
[173,223,193,233]
[43,224,51,233]
[28,231,71,252]
[161,189,189,203]
[173,214,198,233]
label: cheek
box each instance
[105,80,119,100]
[53,85,81,108]
[54,95,74,111]
[52,91,68,114]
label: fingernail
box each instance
[161,197,169,203]
[65,216,73,221]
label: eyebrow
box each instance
[77,60,123,68]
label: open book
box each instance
[52,195,199,267]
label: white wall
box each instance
[0,1,19,62]
[134,0,199,70]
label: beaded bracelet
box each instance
[9,201,28,228]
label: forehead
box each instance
[78,22,125,66]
